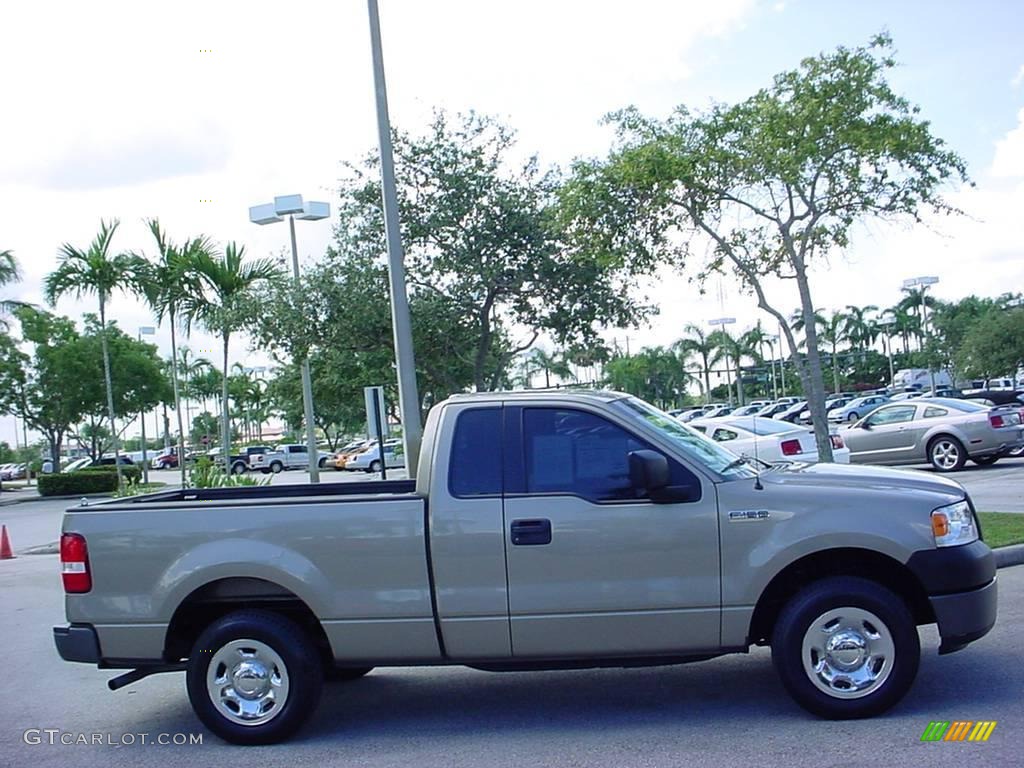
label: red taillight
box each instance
[60,533,91,593]
[781,439,802,456]
[831,434,845,449]
[989,414,1004,428]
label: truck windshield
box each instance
[612,397,757,478]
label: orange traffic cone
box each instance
[0,525,14,559]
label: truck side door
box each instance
[502,405,720,658]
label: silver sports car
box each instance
[842,397,1024,471]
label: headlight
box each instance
[931,500,978,547]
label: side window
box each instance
[923,407,948,419]
[691,425,707,434]
[521,408,697,503]
[292,445,308,454]
[449,408,502,497]
[712,428,739,442]
[867,406,916,426]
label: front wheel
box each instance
[186,610,323,745]
[369,460,382,473]
[771,576,919,719]
[929,435,966,472]
[847,412,859,423]
[270,461,284,474]
[318,457,328,469]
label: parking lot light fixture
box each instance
[902,276,940,392]
[249,195,331,483]
[137,326,156,483]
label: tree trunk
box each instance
[832,343,840,394]
[702,354,711,404]
[169,313,188,487]
[98,296,124,485]
[221,333,231,476]
[794,268,834,461]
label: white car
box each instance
[688,416,851,464]
[344,440,405,472]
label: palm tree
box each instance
[708,329,752,406]
[184,243,281,471]
[673,324,722,404]
[134,220,214,485]
[843,304,879,351]
[0,251,28,329]
[44,220,142,485]
[897,288,937,351]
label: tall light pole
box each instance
[709,317,736,406]
[249,195,330,483]
[765,335,780,400]
[902,276,939,392]
[137,326,156,483]
[878,313,897,387]
[367,0,423,479]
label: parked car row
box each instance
[334,439,405,472]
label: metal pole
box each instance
[921,288,937,392]
[368,0,423,479]
[137,330,149,485]
[372,394,387,481]
[289,215,320,484]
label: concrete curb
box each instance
[994,543,1024,569]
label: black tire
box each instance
[318,457,328,469]
[369,460,382,473]
[231,461,247,475]
[1009,446,1024,458]
[928,435,967,472]
[325,665,374,682]
[270,461,284,474]
[847,412,859,423]
[971,455,1000,466]
[186,609,323,745]
[771,576,919,719]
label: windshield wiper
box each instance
[721,456,749,473]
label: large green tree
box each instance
[955,308,1024,382]
[334,111,654,392]
[45,220,143,483]
[0,309,102,469]
[562,34,968,460]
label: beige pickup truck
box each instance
[53,391,997,744]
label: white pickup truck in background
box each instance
[248,443,333,474]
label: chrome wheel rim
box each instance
[206,639,289,726]
[801,606,894,699]
[932,440,960,469]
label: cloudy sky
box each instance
[1,0,1022,445]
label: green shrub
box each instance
[39,471,120,497]
[189,456,271,488]
[79,465,143,483]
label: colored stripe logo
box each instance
[921,721,996,742]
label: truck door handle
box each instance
[510,519,552,546]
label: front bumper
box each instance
[907,539,998,654]
[930,577,998,655]
[53,624,101,664]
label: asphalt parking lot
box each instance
[0,550,1020,767]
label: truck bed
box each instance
[62,478,438,664]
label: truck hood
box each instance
[750,461,967,505]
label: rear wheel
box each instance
[186,610,323,745]
[928,435,967,472]
[972,455,1000,466]
[231,461,247,475]
[771,577,919,719]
